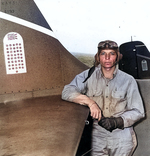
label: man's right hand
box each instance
[72,94,102,121]
[89,103,101,121]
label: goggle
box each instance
[98,40,118,49]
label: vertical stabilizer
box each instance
[0,0,52,30]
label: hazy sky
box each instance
[35,0,150,54]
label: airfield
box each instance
[72,52,94,67]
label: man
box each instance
[62,40,145,156]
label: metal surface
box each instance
[0,0,52,30]
[0,95,89,156]
[0,4,88,101]
[133,80,150,156]
[119,41,150,79]
[0,18,87,95]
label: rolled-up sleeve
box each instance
[62,70,88,102]
[121,77,145,128]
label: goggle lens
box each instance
[98,41,118,49]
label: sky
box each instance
[34,0,150,54]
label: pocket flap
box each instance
[112,91,126,99]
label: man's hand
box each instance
[89,103,102,121]
[72,94,102,121]
[98,117,124,132]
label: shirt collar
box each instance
[97,64,118,79]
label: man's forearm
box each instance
[72,94,96,108]
[72,94,101,121]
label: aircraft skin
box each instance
[0,0,89,155]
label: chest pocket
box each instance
[110,90,127,114]
[112,90,126,99]
[87,90,104,110]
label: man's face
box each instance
[99,49,117,70]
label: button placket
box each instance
[104,80,110,115]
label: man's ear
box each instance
[117,51,123,62]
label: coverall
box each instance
[62,65,145,156]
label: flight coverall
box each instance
[62,65,145,156]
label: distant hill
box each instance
[72,52,95,67]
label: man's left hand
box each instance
[98,117,124,132]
